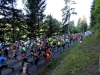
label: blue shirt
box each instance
[0,56,5,66]
[0,43,2,47]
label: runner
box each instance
[57,40,61,52]
[11,49,18,61]
[22,58,30,75]
[3,47,9,59]
[45,47,52,62]
[68,38,70,48]
[80,36,83,44]
[0,52,14,75]
[61,38,65,52]
[30,48,34,58]
[52,37,57,51]
[33,50,40,68]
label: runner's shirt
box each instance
[68,39,70,43]
[4,48,8,55]
[53,39,56,42]
[50,41,53,46]
[22,47,26,51]
[48,38,52,42]
[39,44,43,50]
[0,42,2,47]
[0,56,5,66]
[58,41,61,45]
[66,38,68,42]
[36,43,40,46]
[46,49,51,60]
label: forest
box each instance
[0,0,98,43]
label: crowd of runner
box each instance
[0,32,89,75]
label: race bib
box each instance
[47,54,49,56]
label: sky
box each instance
[17,0,93,25]
[44,0,93,25]
[70,0,93,25]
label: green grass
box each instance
[34,31,100,75]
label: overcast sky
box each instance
[44,0,93,25]
[17,0,93,25]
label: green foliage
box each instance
[90,0,95,28]
[71,26,80,33]
[43,15,61,37]
[24,0,46,37]
[77,18,81,30]
[62,21,80,34]
[61,24,68,34]
[61,22,70,34]
[91,0,100,31]
[77,16,88,32]
[0,0,25,42]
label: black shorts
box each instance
[0,64,8,70]
[4,53,8,56]
[34,58,39,65]
[21,51,25,54]
[57,45,60,48]
[53,43,56,45]
[62,44,65,47]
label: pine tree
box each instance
[0,0,25,42]
[23,0,46,38]
[77,18,81,29]
[90,0,95,28]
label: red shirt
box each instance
[46,49,51,60]
[39,44,43,50]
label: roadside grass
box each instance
[34,31,100,75]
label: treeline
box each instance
[0,0,63,42]
[90,0,100,31]
[0,0,89,42]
